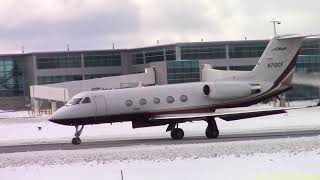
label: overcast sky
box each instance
[1,0,319,53]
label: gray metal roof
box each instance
[1,37,320,57]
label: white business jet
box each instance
[49,34,318,145]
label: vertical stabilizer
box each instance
[250,35,304,84]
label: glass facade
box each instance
[167,61,200,84]
[300,40,320,55]
[229,42,268,58]
[37,75,82,85]
[1,38,320,101]
[36,53,81,69]
[180,44,226,60]
[229,65,255,71]
[286,84,320,101]
[84,73,121,80]
[0,56,24,96]
[132,52,144,65]
[285,55,320,100]
[165,48,176,61]
[296,55,320,74]
[145,49,165,63]
[84,52,121,67]
[132,48,176,65]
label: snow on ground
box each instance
[0,134,320,180]
[0,100,320,179]
[2,155,320,180]
[0,101,319,146]
[0,110,33,119]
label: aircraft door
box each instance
[93,95,107,121]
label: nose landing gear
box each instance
[72,125,84,145]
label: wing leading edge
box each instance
[151,103,319,122]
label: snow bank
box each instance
[0,135,320,180]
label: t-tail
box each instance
[249,34,306,86]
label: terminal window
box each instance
[167,60,200,84]
[0,57,24,96]
[229,42,267,58]
[180,45,226,60]
[84,52,121,67]
[296,55,320,74]
[36,53,81,69]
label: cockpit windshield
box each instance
[66,98,83,105]
[81,97,91,104]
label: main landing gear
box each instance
[205,117,219,139]
[167,123,185,140]
[167,117,219,140]
[171,127,184,140]
[72,125,84,145]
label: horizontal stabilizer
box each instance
[276,34,320,40]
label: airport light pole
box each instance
[270,19,281,37]
[66,41,70,51]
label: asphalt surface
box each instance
[1,129,320,154]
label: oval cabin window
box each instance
[125,100,133,106]
[153,97,160,104]
[139,98,147,105]
[166,96,174,104]
[180,95,188,102]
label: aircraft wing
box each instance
[152,103,319,122]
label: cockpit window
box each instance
[67,98,82,105]
[82,97,91,104]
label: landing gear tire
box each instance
[205,118,219,139]
[205,128,219,139]
[72,125,84,145]
[72,137,81,145]
[171,128,184,140]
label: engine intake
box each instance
[203,84,210,96]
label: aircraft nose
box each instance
[48,112,60,124]
[48,107,68,125]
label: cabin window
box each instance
[125,100,133,106]
[166,96,174,104]
[139,98,147,105]
[180,95,188,102]
[82,97,91,104]
[153,97,160,104]
[67,98,82,105]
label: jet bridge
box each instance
[30,67,156,115]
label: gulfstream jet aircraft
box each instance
[49,34,319,145]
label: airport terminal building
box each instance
[1,37,320,110]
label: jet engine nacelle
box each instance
[203,82,260,100]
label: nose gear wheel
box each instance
[72,125,84,145]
